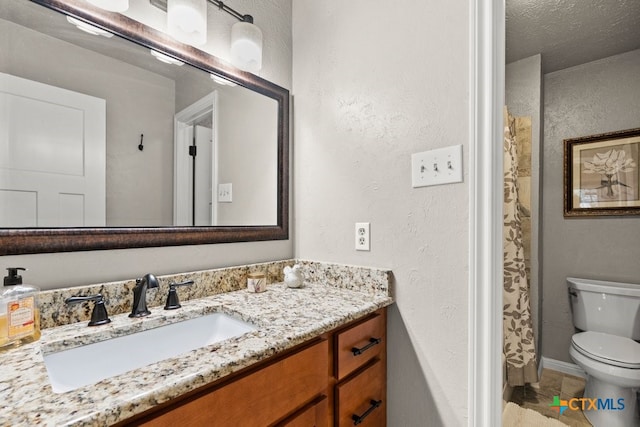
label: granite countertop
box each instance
[0,281,393,426]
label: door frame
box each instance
[468,0,504,426]
[173,91,218,226]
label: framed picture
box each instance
[564,127,640,217]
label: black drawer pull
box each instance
[352,399,382,425]
[351,337,381,356]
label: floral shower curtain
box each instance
[503,107,538,386]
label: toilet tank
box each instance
[567,277,640,339]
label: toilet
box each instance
[568,277,640,427]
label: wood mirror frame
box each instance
[0,0,289,255]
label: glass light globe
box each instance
[167,0,207,46]
[231,21,263,73]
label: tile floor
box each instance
[509,368,592,426]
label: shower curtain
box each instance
[503,107,538,386]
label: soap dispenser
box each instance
[0,268,41,351]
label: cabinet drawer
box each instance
[335,359,386,426]
[138,339,328,427]
[336,311,385,380]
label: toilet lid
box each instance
[572,332,640,369]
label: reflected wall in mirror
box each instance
[0,0,289,255]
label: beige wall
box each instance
[542,49,640,362]
[216,87,278,225]
[1,1,293,289]
[292,1,470,424]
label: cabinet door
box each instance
[336,359,386,426]
[277,395,328,427]
[138,339,328,426]
[335,312,385,381]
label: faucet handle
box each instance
[65,294,111,326]
[164,280,195,310]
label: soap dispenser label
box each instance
[7,297,34,338]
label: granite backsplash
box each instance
[38,259,391,329]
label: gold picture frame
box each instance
[564,127,640,217]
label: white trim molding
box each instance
[539,356,587,379]
[173,91,218,226]
[468,0,504,426]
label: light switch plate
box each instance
[411,144,463,187]
[218,183,232,202]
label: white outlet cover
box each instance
[411,144,463,188]
[355,222,370,251]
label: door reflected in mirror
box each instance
[0,0,278,228]
[174,89,277,226]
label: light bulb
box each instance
[211,74,237,87]
[150,50,184,66]
[66,16,113,38]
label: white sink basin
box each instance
[43,312,257,393]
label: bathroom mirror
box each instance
[0,0,289,255]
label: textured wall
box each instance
[505,54,543,354]
[542,49,640,362]
[2,0,293,289]
[292,1,470,424]
[506,0,640,73]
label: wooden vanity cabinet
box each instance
[333,309,387,426]
[127,338,329,427]
[118,308,387,427]
[278,395,329,426]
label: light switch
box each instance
[411,145,463,188]
[218,183,232,202]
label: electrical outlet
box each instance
[355,222,370,251]
[218,183,232,202]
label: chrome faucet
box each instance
[129,273,159,318]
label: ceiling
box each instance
[506,0,640,73]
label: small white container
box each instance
[284,264,304,288]
[247,272,267,293]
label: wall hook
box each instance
[138,134,144,151]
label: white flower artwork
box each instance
[565,128,640,217]
[582,148,637,199]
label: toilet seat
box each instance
[571,331,640,369]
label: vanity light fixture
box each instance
[207,0,262,72]
[229,12,263,73]
[156,0,263,72]
[85,0,129,12]
[66,16,113,38]
[150,49,185,66]
[167,0,207,46]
